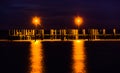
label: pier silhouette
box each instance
[8,29,120,40]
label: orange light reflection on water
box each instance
[30,40,43,73]
[72,40,86,73]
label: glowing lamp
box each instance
[32,16,41,26]
[74,16,83,27]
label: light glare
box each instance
[74,16,83,26]
[32,16,41,26]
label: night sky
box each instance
[1,0,120,29]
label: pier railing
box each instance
[8,29,120,40]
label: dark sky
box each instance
[1,0,120,29]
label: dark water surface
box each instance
[0,40,120,73]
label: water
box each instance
[0,40,120,73]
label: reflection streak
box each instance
[30,40,43,73]
[72,40,86,73]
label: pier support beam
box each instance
[50,29,57,40]
[75,29,78,39]
[60,29,66,40]
[82,29,86,35]
[113,28,116,35]
[72,29,78,39]
[82,29,86,39]
[90,29,99,40]
[103,29,106,36]
[41,29,44,40]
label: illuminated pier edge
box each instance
[8,29,120,40]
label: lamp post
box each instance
[32,16,41,41]
[74,16,83,39]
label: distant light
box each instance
[32,16,41,26]
[74,16,83,26]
